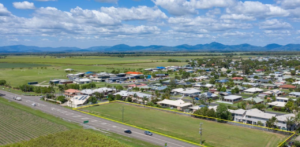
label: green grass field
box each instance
[0,63,49,69]
[4,129,128,147]
[0,98,69,145]
[0,97,160,147]
[83,103,287,147]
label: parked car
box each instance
[124,129,132,134]
[144,131,153,136]
[32,103,37,107]
[13,97,22,101]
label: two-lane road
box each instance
[0,90,199,147]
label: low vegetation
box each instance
[4,129,128,147]
[83,103,287,147]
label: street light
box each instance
[199,123,203,145]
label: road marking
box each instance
[72,115,81,118]
[91,120,97,122]
[112,125,117,128]
[81,118,89,120]
[101,123,107,125]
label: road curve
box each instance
[0,90,199,147]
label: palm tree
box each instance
[208,98,213,105]
[266,116,277,128]
[286,117,295,131]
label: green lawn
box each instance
[0,97,159,147]
[83,102,287,147]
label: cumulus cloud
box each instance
[220,14,256,21]
[221,31,254,38]
[13,1,35,9]
[168,16,252,32]
[100,6,167,21]
[226,1,289,19]
[259,19,292,30]
[264,30,291,37]
[277,0,300,9]
[0,3,11,16]
[153,0,235,16]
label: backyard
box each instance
[82,102,288,147]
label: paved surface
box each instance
[0,90,198,147]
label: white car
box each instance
[13,97,22,101]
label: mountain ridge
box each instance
[0,42,299,53]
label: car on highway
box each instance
[144,131,153,136]
[32,103,37,107]
[13,97,22,101]
[124,129,132,134]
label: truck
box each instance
[13,97,22,101]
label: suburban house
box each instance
[289,92,300,97]
[157,99,192,111]
[81,87,114,96]
[230,109,246,122]
[244,88,263,94]
[263,89,283,96]
[67,95,90,108]
[223,95,243,104]
[114,91,153,103]
[232,77,243,81]
[279,85,296,89]
[244,97,264,104]
[64,89,81,98]
[74,78,91,84]
[276,114,296,130]
[171,88,201,96]
[243,108,276,126]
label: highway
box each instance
[0,90,199,147]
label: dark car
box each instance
[124,129,132,134]
[144,131,153,136]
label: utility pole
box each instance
[199,123,203,145]
[122,106,124,122]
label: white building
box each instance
[74,78,91,84]
[67,95,90,108]
[171,88,201,96]
[223,95,243,104]
[244,88,263,94]
[157,99,192,111]
[243,109,276,126]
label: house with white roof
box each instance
[263,89,283,96]
[230,109,246,122]
[157,99,192,111]
[244,88,263,94]
[67,95,90,108]
[289,92,300,98]
[171,88,201,96]
[81,87,114,95]
[114,90,153,103]
[230,108,297,130]
[222,95,243,104]
[276,114,296,130]
[243,108,276,126]
[74,78,91,84]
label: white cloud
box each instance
[100,6,167,21]
[221,31,254,38]
[264,30,291,37]
[206,8,221,17]
[226,1,289,18]
[259,19,292,30]
[153,0,235,16]
[168,16,252,31]
[0,3,11,16]
[220,14,256,21]
[13,1,35,9]
[95,0,118,3]
[277,0,300,9]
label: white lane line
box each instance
[91,120,97,122]
[72,115,81,118]
[112,125,117,128]
[81,118,89,120]
[101,123,107,125]
[132,131,185,147]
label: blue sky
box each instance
[0,0,300,48]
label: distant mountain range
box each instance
[1,42,300,53]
